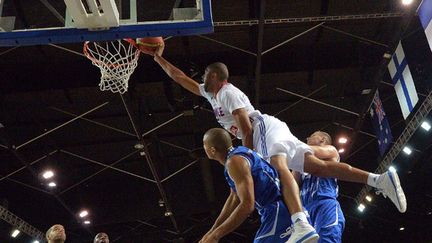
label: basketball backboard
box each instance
[0,0,213,46]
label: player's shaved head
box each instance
[94,232,109,243]
[203,128,233,152]
[206,62,229,82]
[46,224,66,243]
[315,131,332,145]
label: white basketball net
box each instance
[83,39,140,94]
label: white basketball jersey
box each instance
[199,83,259,139]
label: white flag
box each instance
[387,42,419,119]
[419,0,432,52]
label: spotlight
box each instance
[399,227,405,231]
[402,0,413,5]
[365,195,372,202]
[403,146,412,155]
[338,148,345,153]
[42,170,54,179]
[421,121,431,131]
[357,204,365,212]
[33,241,40,243]
[84,220,91,225]
[79,210,89,218]
[48,182,57,187]
[338,137,348,144]
[11,229,20,238]
[389,166,397,173]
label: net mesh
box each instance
[83,39,140,94]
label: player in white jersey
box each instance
[149,48,406,241]
[153,52,317,243]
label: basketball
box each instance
[135,37,164,55]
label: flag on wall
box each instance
[370,91,393,156]
[418,0,432,52]
[387,41,419,119]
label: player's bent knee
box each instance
[269,155,289,171]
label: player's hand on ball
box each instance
[134,37,164,56]
[154,44,164,57]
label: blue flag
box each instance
[370,91,393,155]
[387,42,419,119]
[418,0,432,52]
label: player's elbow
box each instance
[305,155,329,177]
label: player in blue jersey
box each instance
[293,131,345,242]
[200,128,315,243]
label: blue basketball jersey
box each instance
[301,174,339,207]
[300,156,340,208]
[224,146,293,242]
[300,155,345,243]
[225,146,282,212]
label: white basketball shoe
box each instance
[375,169,407,213]
[286,220,319,243]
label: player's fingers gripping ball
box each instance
[136,37,164,56]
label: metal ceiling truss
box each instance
[261,22,324,56]
[277,87,360,117]
[198,18,387,68]
[320,25,388,49]
[0,150,57,182]
[213,12,403,27]
[272,85,327,117]
[14,102,109,150]
[0,205,45,242]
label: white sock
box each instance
[367,173,380,188]
[291,212,307,223]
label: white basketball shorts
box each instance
[252,114,312,173]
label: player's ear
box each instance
[209,72,218,81]
[211,146,217,154]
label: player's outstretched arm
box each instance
[200,189,239,242]
[153,55,201,96]
[205,156,255,242]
